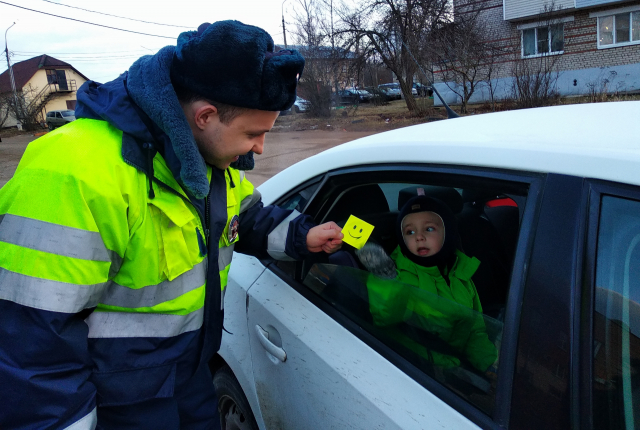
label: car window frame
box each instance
[579,179,640,430]
[268,162,545,430]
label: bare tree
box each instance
[338,0,451,112]
[429,1,501,114]
[0,93,13,128]
[510,4,563,108]
[482,46,504,112]
[19,84,50,130]
[0,84,50,131]
[290,0,356,116]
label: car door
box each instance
[584,181,640,430]
[244,166,543,429]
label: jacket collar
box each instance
[126,46,210,199]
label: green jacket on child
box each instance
[367,247,498,372]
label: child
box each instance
[356,194,498,374]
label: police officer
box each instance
[0,20,342,429]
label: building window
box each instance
[522,24,564,57]
[597,11,640,48]
[46,69,58,84]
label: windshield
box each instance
[61,110,75,117]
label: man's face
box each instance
[402,211,445,257]
[192,106,279,170]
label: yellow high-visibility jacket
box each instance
[0,118,311,429]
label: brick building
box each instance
[434,0,640,105]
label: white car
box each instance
[379,83,402,100]
[281,96,310,115]
[213,101,640,430]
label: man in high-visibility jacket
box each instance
[0,21,343,429]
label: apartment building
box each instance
[433,0,640,105]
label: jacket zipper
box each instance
[204,182,212,240]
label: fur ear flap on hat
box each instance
[170,20,305,111]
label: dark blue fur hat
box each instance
[171,20,305,111]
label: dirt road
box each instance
[0,130,377,188]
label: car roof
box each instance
[260,101,640,203]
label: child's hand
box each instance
[355,243,397,279]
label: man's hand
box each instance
[307,222,344,253]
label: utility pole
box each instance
[281,0,288,49]
[4,22,21,126]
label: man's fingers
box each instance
[307,223,344,253]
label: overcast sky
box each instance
[0,0,293,83]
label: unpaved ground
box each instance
[0,134,36,188]
[0,130,377,188]
[249,130,376,186]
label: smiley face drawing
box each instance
[342,215,375,249]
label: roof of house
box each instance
[0,55,89,94]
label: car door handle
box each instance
[255,325,287,362]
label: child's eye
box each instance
[426,227,435,232]
[404,229,415,236]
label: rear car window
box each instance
[592,195,640,430]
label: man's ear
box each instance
[193,103,219,130]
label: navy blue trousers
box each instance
[96,363,220,430]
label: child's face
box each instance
[402,211,445,257]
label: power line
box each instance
[0,1,176,39]
[39,0,193,29]
[14,50,151,55]
[12,53,144,60]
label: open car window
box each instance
[272,170,537,422]
[304,263,503,416]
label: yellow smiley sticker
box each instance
[342,215,374,249]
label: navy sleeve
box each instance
[235,200,315,261]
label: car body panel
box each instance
[219,253,268,428]
[240,265,481,430]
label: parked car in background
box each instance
[45,110,75,130]
[213,101,640,430]
[281,96,310,115]
[335,88,370,105]
[378,83,402,100]
[364,86,391,104]
[414,82,433,97]
[354,89,372,103]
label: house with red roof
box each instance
[0,55,89,128]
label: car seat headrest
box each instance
[398,186,463,214]
[462,189,503,205]
[327,184,389,222]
